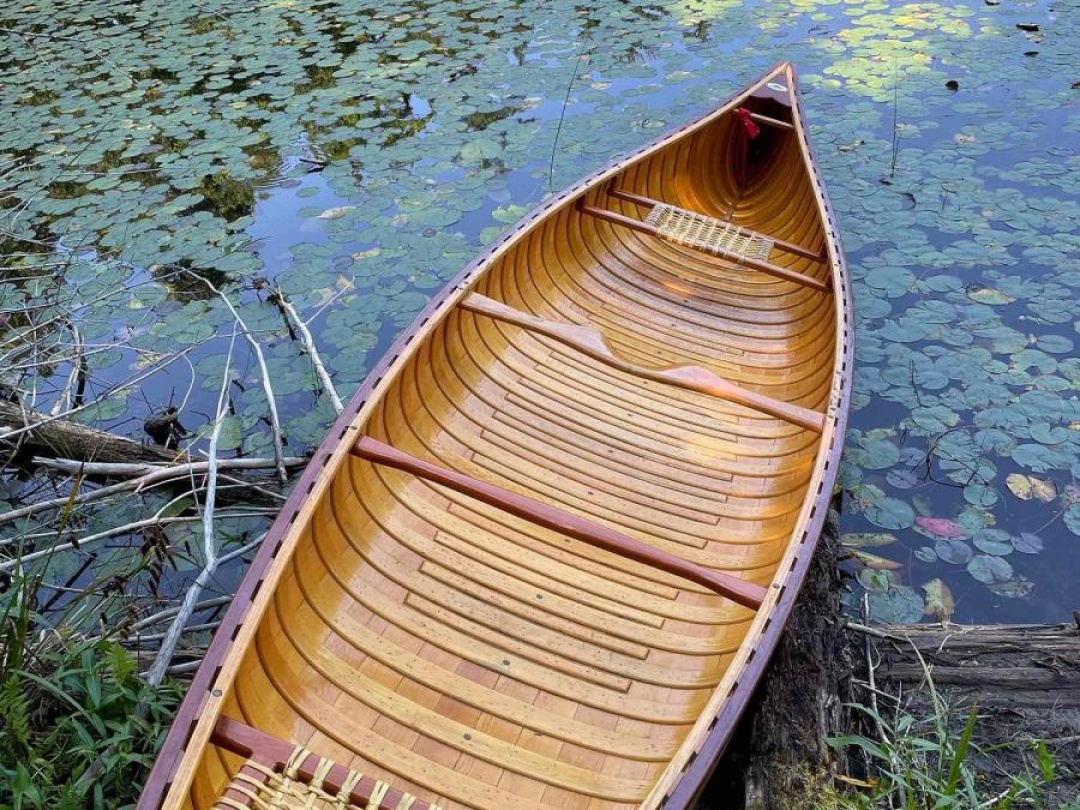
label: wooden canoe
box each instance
[138,62,853,810]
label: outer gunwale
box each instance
[136,61,852,810]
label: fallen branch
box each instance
[49,319,86,416]
[144,332,233,686]
[0,399,175,464]
[270,287,343,414]
[188,272,288,483]
[1,509,275,571]
[127,595,232,633]
[31,456,306,478]
[0,455,305,530]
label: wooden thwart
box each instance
[461,293,825,433]
[576,200,830,293]
[350,436,768,609]
[748,111,793,131]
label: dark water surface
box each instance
[1,0,1078,624]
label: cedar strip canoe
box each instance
[138,62,853,810]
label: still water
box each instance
[0,0,1077,624]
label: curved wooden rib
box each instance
[460,292,825,433]
[351,436,767,609]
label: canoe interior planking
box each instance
[137,62,853,810]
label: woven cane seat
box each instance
[215,745,440,810]
[645,203,774,263]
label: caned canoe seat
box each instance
[577,190,831,292]
[212,717,441,810]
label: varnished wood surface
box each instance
[351,436,767,608]
[459,293,824,432]
[137,63,853,810]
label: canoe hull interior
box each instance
[138,62,852,810]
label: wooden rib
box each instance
[460,292,825,433]
[212,716,438,810]
[575,201,831,293]
[606,186,824,262]
[748,111,793,130]
[350,436,767,609]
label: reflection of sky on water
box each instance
[1,0,1078,623]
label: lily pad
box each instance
[988,578,1035,598]
[1064,504,1080,537]
[841,533,898,548]
[1010,532,1044,554]
[967,286,1014,305]
[972,528,1013,556]
[868,585,926,625]
[935,537,974,565]
[886,467,921,489]
[922,579,954,623]
[915,516,968,539]
[967,554,1014,584]
[1005,473,1056,502]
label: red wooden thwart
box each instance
[351,436,767,610]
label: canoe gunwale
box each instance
[136,60,853,810]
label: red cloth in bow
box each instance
[736,107,761,139]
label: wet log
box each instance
[868,618,1080,806]
[0,400,175,465]
[702,507,856,809]
[876,618,1080,715]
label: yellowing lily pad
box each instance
[922,578,955,623]
[841,532,898,548]
[966,286,1014,305]
[847,550,903,570]
[1005,473,1056,502]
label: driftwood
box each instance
[864,618,1080,806]
[0,399,174,464]
[876,620,1080,708]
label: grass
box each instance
[818,668,1076,810]
[0,573,183,810]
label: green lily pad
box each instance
[967,554,1014,584]
[1011,532,1044,554]
[935,538,974,565]
[868,585,926,624]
